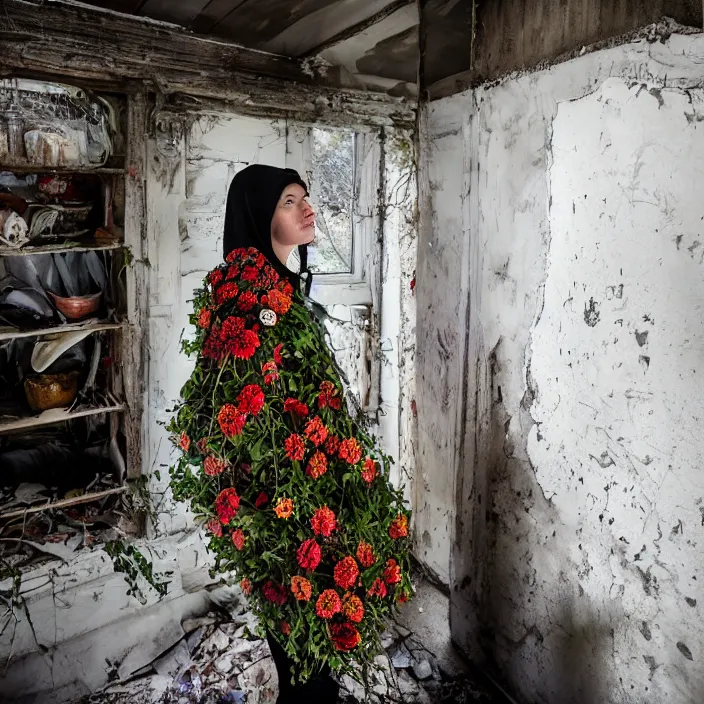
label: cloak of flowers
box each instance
[169,247,412,686]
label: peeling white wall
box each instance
[421,32,704,704]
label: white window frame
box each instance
[286,125,381,308]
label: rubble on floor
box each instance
[79,578,510,704]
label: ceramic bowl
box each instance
[24,372,80,412]
[49,290,102,320]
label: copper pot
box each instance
[24,372,80,412]
[48,291,102,320]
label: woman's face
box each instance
[271,184,315,248]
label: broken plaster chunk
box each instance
[412,658,433,680]
[390,642,413,669]
[153,640,191,678]
[215,654,234,674]
[397,669,421,698]
[201,627,230,653]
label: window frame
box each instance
[286,125,381,308]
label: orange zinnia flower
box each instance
[389,513,409,539]
[342,593,365,623]
[356,541,376,568]
[316,589,341,619]
[291,576,313,602]
[274,497,294,519]
[306,451,328,480]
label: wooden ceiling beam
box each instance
[0,0,414,126]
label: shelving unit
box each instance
[0,320,126,342]
[0,403,126,434]
[0,78,142,552]
[0,239,123,256]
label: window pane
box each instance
[308,128,354,275]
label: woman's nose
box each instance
[302,201,315,218]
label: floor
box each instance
[74,573,513,704]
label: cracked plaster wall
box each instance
[421,31,704,704]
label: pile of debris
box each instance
[80,589,506,704]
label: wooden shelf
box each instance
[0,403,126,435]
[0,321,127,342]
[0,239,123,256]
[0,166,126,176]
[0,486,127,520]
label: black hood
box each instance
[223,164,310,291]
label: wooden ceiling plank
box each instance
[299,0,414,59]
[137,0,214,26]
[190,0,248,34]
[211,0,337,46]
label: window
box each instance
[286,125,380,308]
[308,128,355,275]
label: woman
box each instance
[169,165,412,703]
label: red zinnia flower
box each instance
[338,438,362,465]
[397,593,409,604]
[179,432,190,452]
[356,541,376,568]
[262,361,279,385]
[208,268,224,286]
[277,279,294,296]
[304,416,328,447]
[197,308,212,329]
[317,380,342,410]
[220,316,260,359]
[218,404,247,437]
[284,398,308,417]
[361,457,378,484]
[240,577,251,595]
[237,290,258,312]
[323,435,340,457]
[316,589,341,619]
[274,497,294,519]
[232,528,246,551]
[267,289,292,316]
[311,506,336,537]
[367,578,388,599]
[334,557,359,590]
[330,622,361,651]
[262,580,288,606]
[206,517,223,538]
[237,384,265,416]
[281,621,291,636]
[254,491,268,508]
[273,344,284,365]
[204,455,227,477]
[306,451,328,480]
[389,514,409,539]
[241,265,259,283]
[215,281,239,305]
[291,576,312,602]
[384,558,402,585]
[214,488,240,525]
[342,593,365,623]
[296,538,322,571]
[284,434,305,461]
[226,263,240,279]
